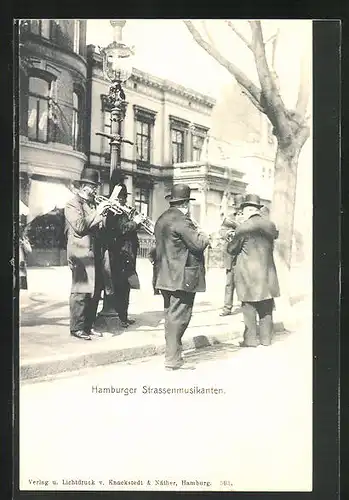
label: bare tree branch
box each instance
[201,20,219,51]
[295,52,311,119]
[237,84,266,113]
[225,20,253,51]
[184,20,266,114]
[249,20,293,144]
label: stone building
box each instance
[86,44,247,235]
[19,19,88,221]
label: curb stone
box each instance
[20,321,287,382]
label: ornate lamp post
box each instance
[95,20,135,325]
[96,20,135,191]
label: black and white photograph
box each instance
[17,18,314,492]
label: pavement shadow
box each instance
[21,295,67,315]
[21,316,69,327]
[271,328,293,343]
[183,343,240,364]
[127,310,165,330]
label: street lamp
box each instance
[96,20,135,193]
[95,20,135,324]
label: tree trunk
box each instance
[270,142,300,303]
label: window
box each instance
[29,20,50,38]
[73,20,80,53]
[28,77,51,142]
[171,129,184,163]
[192,134,205,161]
[136,120,151,162]
[72,92,81,150]
[134,187,150,217]
[133,106,156,165]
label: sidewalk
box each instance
[19,260,311,381]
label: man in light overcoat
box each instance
[155,184,210,370]
[227,194,280,347]
[64,167,111,340]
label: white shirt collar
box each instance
[176,207,189,215]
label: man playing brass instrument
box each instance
[109,183,144,328]
[64,167,111,340]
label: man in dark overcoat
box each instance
[64,167,111,340]
[227,193,280,347]
[148,246,160,295]
[219,193,245,316]
[109,184,144,328]
[154,184,210,370]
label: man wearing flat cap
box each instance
[219,193,245,316]
[227,193,280,347]
[64,167,111,340]
[154,183,210,370]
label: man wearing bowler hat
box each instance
[227,193,280,347]
[64,167,111,340]
[154,183,210,370]
[219,193,245,316]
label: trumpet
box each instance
[94,195,155,235]
[133,211,155,235]
[94,195,124,216]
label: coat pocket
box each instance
[182,266,200,292]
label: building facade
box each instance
[86,45,248,234]
[19,19,88,221]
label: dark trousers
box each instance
[114,280,131,322]
[241,299,274,346]
[223,267,235,312]
[161,290,196,367]
[70,290,101,333]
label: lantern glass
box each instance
[102,41,134,83]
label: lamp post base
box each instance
[95,294,121,334]
[97,293,119,318]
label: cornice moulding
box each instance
[88,47,215,108]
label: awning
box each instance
[27,180,74,221]
[20,200,29,215]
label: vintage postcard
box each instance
[17,18,316,492]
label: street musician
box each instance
[64,167,111,340]
[106,183,144,328]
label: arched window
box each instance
[72,91,81,150]
[28,76,51,142]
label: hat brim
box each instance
[166,196,196,203]
[241,202,262,209]
[76,179,101,186]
